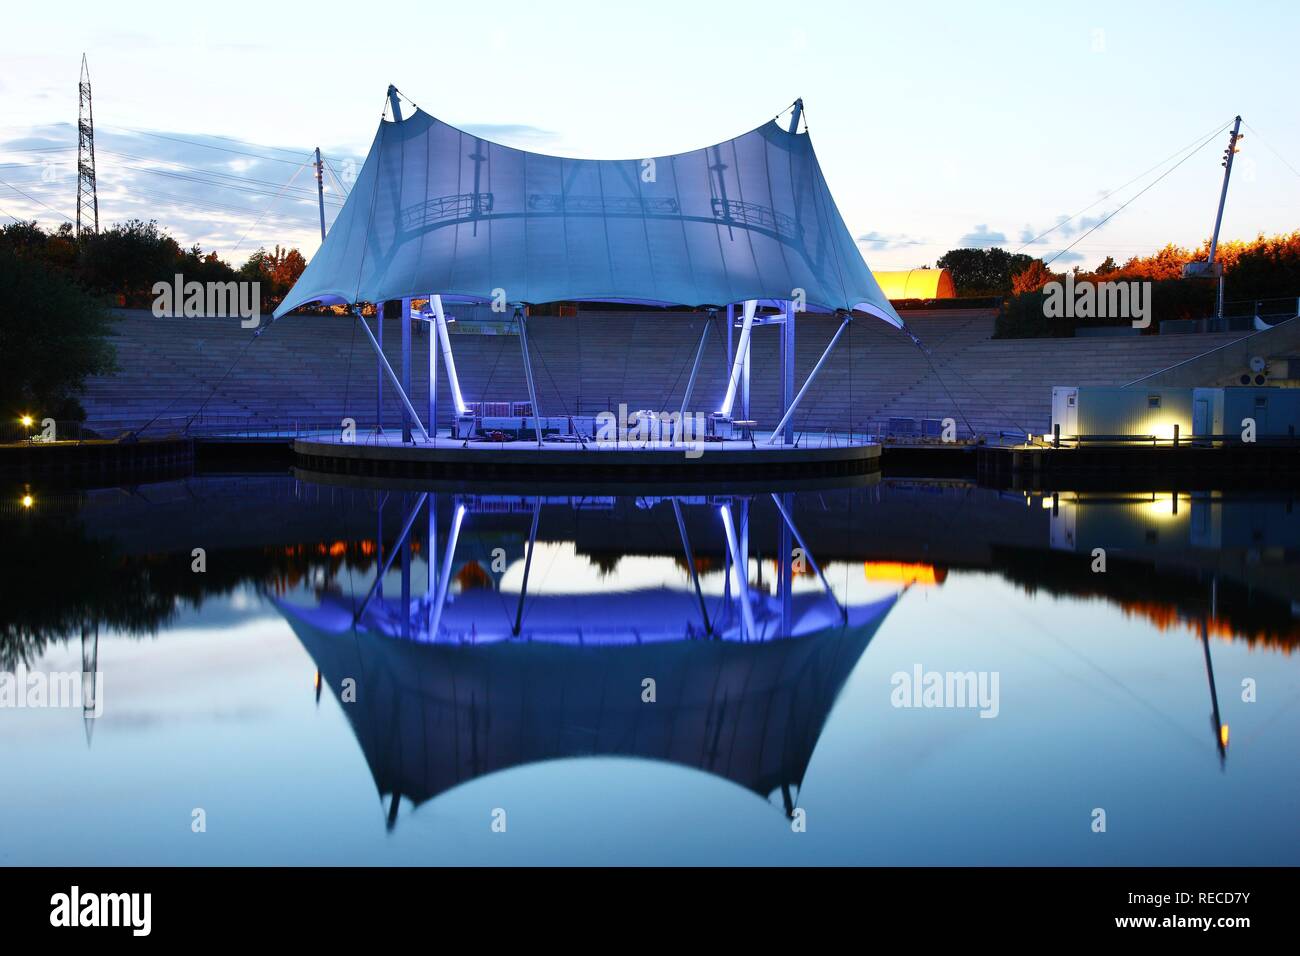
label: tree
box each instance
[0,220,50,260]
[1224,231,1300,300]
[1011,259,1059,295]
[77,219,182,306]
[240,245,307,310]
[936,247,1034,296]
[0,250,117,421]
[179,243,239,285]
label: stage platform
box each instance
[293,431,880,482]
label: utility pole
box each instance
[1209,117,1244,319]
[313,147,326,242]
[76,54,99,237]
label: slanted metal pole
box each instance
[517,308,543,446]
[719,300,757,416]
[1209,116,1243,320]
[512,499,542,636]
[770,491,843,621]
[779,492,793,637]
[428,502,466,642]
[726,303,734,380]
[427,301,437,444]
[313,147,326,242]
[673,499,711,636]
[767,315,850,444]
[400,493,412,638]
[355,492,429,624]
[430,295,466,415]
[788,98,803,134]
[782,299,796,444]
[401,296,412,444]
[678,317,711,436]
[1201,615,1227,764]
[719,504,755,641]
[1209,116,1242,271]
[354,309,429,441]
[375,304,384,433]
[740,499,752,633]
[742,334,751,421]
[376,493,386,603]
[387,85,404,122]
[81,619,98,742]
[434,494,444,642]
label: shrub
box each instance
[0,251,117,422]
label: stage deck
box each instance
[293,430,880,482]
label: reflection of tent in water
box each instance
[274,493,898,825]
[281,592,894,823]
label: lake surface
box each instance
[2,475,1297,865]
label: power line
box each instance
[101,125,313,167]
[1014,117,1234,254]
[0,173,74,222]
[227,161,311,258]
[97,148,345,204]
[0,198,32,223]
[859,117,1240,264]
[1241,121,1300,181]
[5,120,319,164]
[857,234,1193,254]
[96,154,340,207]
[0,150,343,207]
[0,144,77,154]
[324,158,353,199]
[121,184,324,228]
[0,175,329,231]
[1042,123,1229,268]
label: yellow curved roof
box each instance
[872,269,956,300]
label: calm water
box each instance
[2,476,1297,865]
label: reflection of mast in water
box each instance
[81,619,98,746]
[1201,576,1228,768]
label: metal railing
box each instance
[1038,431,1300,449]
[1,419,97,445]
[20,413,1056,450]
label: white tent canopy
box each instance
[275,100,902,328]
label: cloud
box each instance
[1019,210,1116,245]
[856,230,925,250]
[1043,249,1086,265]
[0,122,363,262]
[958,224,1007,247]
[459,122,558,149]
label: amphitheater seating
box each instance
[78,307,1251,440]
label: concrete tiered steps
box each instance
[80,307,1250,440]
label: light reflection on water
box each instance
[1,478,1297,865]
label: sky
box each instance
[1,0,1297,272]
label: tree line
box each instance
[0,218,306,309]
[0,218,308,423]
[928,233,1300,337]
